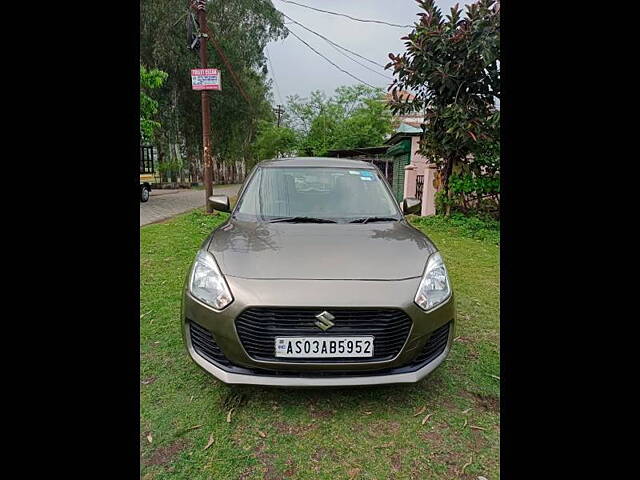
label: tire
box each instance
[140,185,150,202]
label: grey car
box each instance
[181,157,455,386]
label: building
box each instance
[384,123,437,216]
[326,121,439,217]
[326,91,439,216]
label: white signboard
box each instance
[191,68,221,91]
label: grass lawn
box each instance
[140,210,499,480]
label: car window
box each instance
[234,166,401,222]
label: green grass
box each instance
[140,210,499,480]
[410,213,500,245]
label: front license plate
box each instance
[275,336,375,358]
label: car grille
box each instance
[235,307,413,363]
[233,322,452,377]
[189,320,233,368]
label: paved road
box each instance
[140,184,241,226]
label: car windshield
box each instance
[233,166,401,223]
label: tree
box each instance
[140,64,168,142]
[287,85,393,156]
[140,0,287,182]
[253,120,298,160]
[386,0,500,215]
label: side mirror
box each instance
[209,195,230,212]
[402,197,421,215]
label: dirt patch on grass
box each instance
[419,429,444,445]
[237,467,255,480]
[386,421,401,434]
[415,422,473,477]
[408,458,434,480]
[390,452,402,472]
[252,442,278,480]
[273,420,318,436]
[468,428,488,449]
[429,451,460,477]
[439,395,459,410]
[463,391,500,412]
[367,420,401,438]
[311,447,338,463]
[308,403,334,420]
[283,457,297,477]
[144,439,190,467]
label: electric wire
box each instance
[281,12,392,78]
[277,0,413,29]
[285,27,380,89]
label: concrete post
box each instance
[421,163,438,217]
[403,164,417,200]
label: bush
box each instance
[432,140,500,219]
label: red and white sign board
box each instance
[191,68,221,91]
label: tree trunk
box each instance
[158,150,167,183]
[173,144,182,185]
[443,157,456,217]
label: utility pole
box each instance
[193,0,214,213]
[274,104,284,127]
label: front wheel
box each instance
[140,186,150,202]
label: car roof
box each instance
[257,157,376,169]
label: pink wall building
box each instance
[403,135,438,216]
[386,122,439,217]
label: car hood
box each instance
[207,219,436,280]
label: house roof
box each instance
[400,120,423,129]
[385,122,423,146]
[396,122,422,134]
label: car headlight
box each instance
[189,250,233,310]
[415,251,451,311]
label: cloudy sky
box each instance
[266,0,461,104]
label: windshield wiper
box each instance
[266,216,337,224]
[348,216,399,224]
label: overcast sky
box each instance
[266,0,461,104]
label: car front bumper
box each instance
[181,275,455,387]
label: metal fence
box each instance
[416,174,424,200]
[140,145,155,174]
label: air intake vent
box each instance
[189,320,233,368]
[411,322,450,365]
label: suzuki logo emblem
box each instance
[314,311,335,331]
